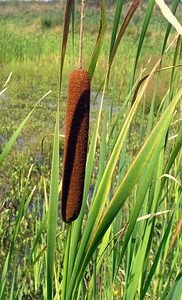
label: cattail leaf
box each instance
[9,260,17,300]
[93,85,181,246]
[59,0,74,86]
[169,35,181,100]
[161,0,181,54]
[92,110,108,197]
[88,0,106,79]
[61,224,72,300]
[155,0,182,35]
[166,272,182,300]
[46,108,60,300]
[131,64,182,106]
[109,0,142,75]
[116,134,166,271]
[71,0,75,58]
[125,224,151,300]
[109,0,124,60]
[132,0,155,82]
[73,86,182,295]
[84,40,176,250]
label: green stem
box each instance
[61,223,72,300]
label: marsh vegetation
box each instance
[0,0,182,299]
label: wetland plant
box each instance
[0,0,182,300]
[61,68,90,223]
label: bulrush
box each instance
[61,68,90,223]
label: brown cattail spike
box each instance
[62,68,90,223]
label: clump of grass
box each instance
[40,14,62,29]
[40,16,53,28]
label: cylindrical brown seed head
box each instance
[61,68,90,223]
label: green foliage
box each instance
[0,0,182,299]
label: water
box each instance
[91,91,120,113]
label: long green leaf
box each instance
[132,0,155,82]
[109,0,142,76]
[109,0,124,60]
[161,0,181,55]
[166,272,182,300]
[74,86,182,294]
[88,0,106,79]
[46,108,59,300]
[59,0,74,88]
[46,0,74,297]
[116,135,165,271]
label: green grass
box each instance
[0,0,182,299]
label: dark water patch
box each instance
[91,90,120,113]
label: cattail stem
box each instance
[78,0,85,68]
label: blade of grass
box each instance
[155,0,182,35]
[9,258,17,300]
[109,0,124,60]
[61,224,72,300]
[132,0,155,82]
[59,0,74,87]
[161,0,181,54]
[166,272,182,300]
[88,0,106,79]
[71,0,75,60]
[108,0,142,77]
[46,107,59,300]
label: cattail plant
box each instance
[61,68,90,222]
[61,0,90,223]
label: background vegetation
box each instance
[0,0,181,299]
